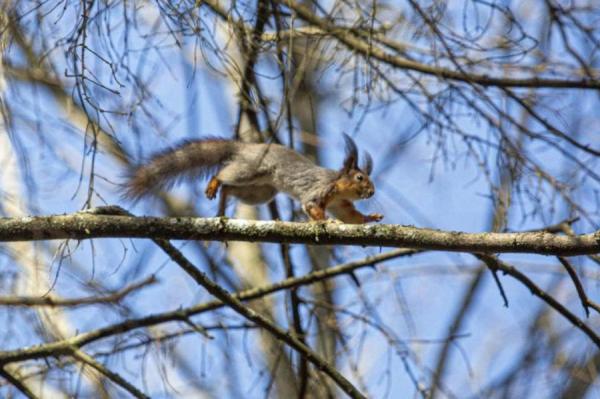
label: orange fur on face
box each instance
[333,179,361,199]
[331,170,375,201]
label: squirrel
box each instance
[124,134,383,224]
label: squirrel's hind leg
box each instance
[303,201,327,221]
[206,179,232,216]
[215,163,269,187]
[217,187,229,216]
[205,176,221,200]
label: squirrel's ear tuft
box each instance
[362,151,373,175]
[341,134,358,172]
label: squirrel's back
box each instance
[224,142,337,201]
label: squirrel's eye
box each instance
[355,174,364,181]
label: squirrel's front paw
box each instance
[366,213,384,222]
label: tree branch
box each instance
[0,367,39,399]
[0,214,419,399]
[278,0,600,90]
[0,207,597,255]
[477,254,600,348]
[557,257,600,316]
[0,248,415,366]
[152,237,366,398]
[0,276,156,307]
[70,349,149,399]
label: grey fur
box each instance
[215,142,338,205]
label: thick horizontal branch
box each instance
[0,209,598,255]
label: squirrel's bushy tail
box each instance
[124,139,236,199]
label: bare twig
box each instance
[0,276,157,307]
[0,367,39,399]
[477,255,600,348]
[489,269,509,308]
[0,248,417,366]
[151,236,366,398]
[558,224,600,267]
[278,0,600,90]
[70,350,149,399]
[557,257,600,317]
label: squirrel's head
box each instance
[335,134,375,200]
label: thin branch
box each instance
[70,349,149,399]
[0,276,157,307]
[0,367,39,399]
[429,267,485,399]
[557,257,600,317]
[200,0,600,90]
[477,254,600,348]
[277,0,600,90]
[0,248,416,365]
[557,223,600,267]
[489,269,509,308]
[0,207,597,255]
[518,217,580,234]
[151,235,366,398]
